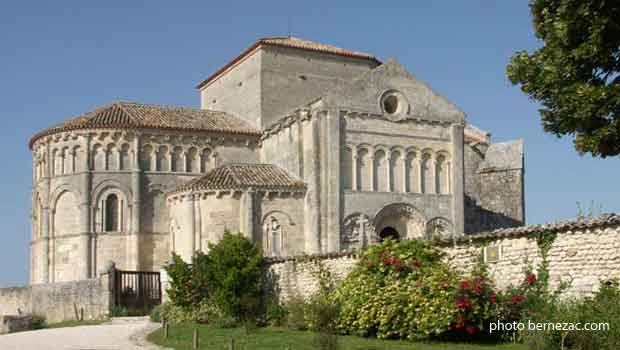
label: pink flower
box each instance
[439,280,448,289]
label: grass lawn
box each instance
[44,319,108,329]
[147,324,527,350]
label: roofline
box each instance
[195,37,382,90]
[28,124,262,150]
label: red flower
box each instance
[439,280,448,289]
[456,298,471,310]
[473,283,483,295]
[460,280,470,290]
[526,273,537,286]
[488,292,497,304]
[511,294,524,305]
[410,259,421,268]
[453,314,465,329]
[465,325,477,335]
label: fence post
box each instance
[192,328,199,349]
[229,337,235,350]
[163,320,169,339]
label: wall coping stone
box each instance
[439,213,620,246]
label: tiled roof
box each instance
[196,36,380,89]
[29,102,261,148]
[172,163,307,193]
[444,214,620,245]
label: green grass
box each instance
[147,324,527,350]
[44,319,108,329]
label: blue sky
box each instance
[0,1,618,287]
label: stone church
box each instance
[28,37,524,284]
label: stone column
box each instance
[240,189,255,241]
[416,159,422,193]
[130,135,141,270]
[79,134,92,279]
[302,115,321,254]
[451,123,465,235]
[40,205,50,283]
[401,158,407,193]
[325,109,341,253]
[351,153,358,191]
[369,155,375,191]
[181,196,196,262]
[385,154,392,192]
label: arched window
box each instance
[107,144,119,170]
[187,147,199,173]
[391,150,404,192]
[171,146,184,172]
[405,151,419,193]
[357,148,371,191]
[421,153,433,194]
[104,194,120,232]
[200,149,211,173]
[140,145,153,171]
[374,150,388,192]
[119,144,131,170]
[72,146,82,173]
[157,146,169,171]
[266,217,282,257]
[62,147,71,174]
[92,144,105,171]
[436,154,450,194]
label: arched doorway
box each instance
[373,203,426,240]
[379,226,399,241]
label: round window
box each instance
[383,95,399,115]
[380,91,408,116]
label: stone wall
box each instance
[266,214,620,301]
[0,272,112,323]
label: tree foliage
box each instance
[507,0,620,157]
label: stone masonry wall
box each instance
[0,273,112,323]
[266,214,620,302]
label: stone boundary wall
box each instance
[0,271,113,323]
[266,214,620,301]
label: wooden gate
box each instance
[113,270,161,314]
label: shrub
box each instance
[331,239,501,341]
[151,300,223,325]
[203,232,264,320]
[519,280,620,350]
[265,297,288,327]
[285,296,309,331]
[31,314,46,330]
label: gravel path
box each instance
[0,317,169,350]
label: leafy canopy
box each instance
[507,0,620,157]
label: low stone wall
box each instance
[266,214,620,301]
[0,315,33,334]
[0,271,113,323]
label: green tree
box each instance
[205,231,264,321]
[507,0,620,157]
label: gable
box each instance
[323,59,466,124]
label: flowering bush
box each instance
[330,239,502,341]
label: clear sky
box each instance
[0,1,618,287]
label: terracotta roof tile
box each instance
[196,36,380,89]
[173,163,307,193]
[29,102,261,148]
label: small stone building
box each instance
[28,37,524,283]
